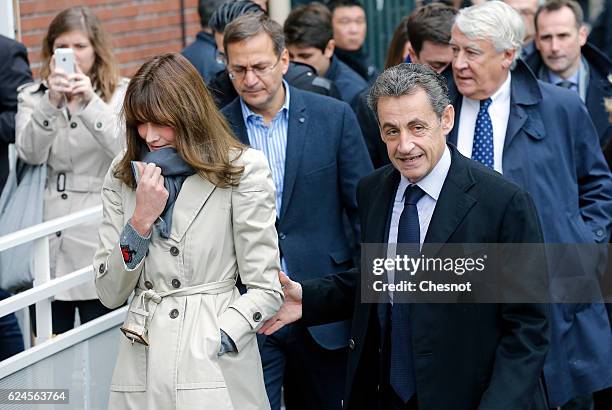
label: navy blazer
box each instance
[525,42,612,147]
[222,86,373,349]
[325,56,368,106]
[181,31,225,84]
[448,59,612,407]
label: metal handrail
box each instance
[0,205,103,344]
[0,205,102,252]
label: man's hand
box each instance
[258,272,303,335]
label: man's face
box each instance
[409,40,454,73]
[225,32,289,113]
[535,7,586,79]
[378,90,454,183]
[504,0,538,44]
[450,26,515,100]
[287,42,334,76]
[332,6,367,50]
[214,31,225,61]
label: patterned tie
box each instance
[471,98,494,168]
[390,185,425,403]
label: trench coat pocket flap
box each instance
[109,336,147,392]
[177,381,227,390]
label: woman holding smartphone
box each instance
[15,6,128,333]
[94,52,282,409]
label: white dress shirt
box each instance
[457,73,511,174]
[386,146,451,300]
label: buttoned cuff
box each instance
[120,220,151,269]
[77,93,107,132]
[32,91,63,130]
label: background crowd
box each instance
[0,0,611,409]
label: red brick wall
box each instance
[18,0,202,79]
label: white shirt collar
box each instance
[395,145,451,203]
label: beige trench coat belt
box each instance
[120,278,237,346]
[46,171,105,193]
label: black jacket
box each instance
[0,35,32,192]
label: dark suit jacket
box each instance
[302,145,550,410]
[525,42,612,147]
[222,86,373,349]
[448,60,612,407]
[0,35,32,193]
[181,31,225,84]
[325,56,368,106]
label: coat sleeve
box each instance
[571,102,612,242]
[477,189,550,410]
[0,39,32,145]
[15,88,63,165]
[218,149,283,352]
[75,79,128,158]
[94,155,145,309]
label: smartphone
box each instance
[54,48,75,74]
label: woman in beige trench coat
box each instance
[94,53,283,410]
[15,7,128,332]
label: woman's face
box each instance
[137,123,177,151]
[53,30,95,75]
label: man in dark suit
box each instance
[0,34,32,361]
[181,0,226,84]
[283,2,368,106]
[260,63,550,410]
[526,0,611,147]
[220,13,373,410]
[448,2,612,408]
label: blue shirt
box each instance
[239,82,290,273]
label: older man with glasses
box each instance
[220,12,373,410]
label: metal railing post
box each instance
[33,237,52,343]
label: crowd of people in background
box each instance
[0,0,610,409]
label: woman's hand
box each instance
[68,63,95,105]
[47,56,71,108]
[131,162,169,236]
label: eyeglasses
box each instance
[227,55,282,81]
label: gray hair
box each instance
[454,1,525,67]
[367,63,450,123]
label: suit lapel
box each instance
[279,88,307,220]
[169,174,216,242]
[368,166,400,243]
[424,147,476,250]
[225,99,250,145]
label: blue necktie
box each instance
[390,185,425,403]
[471,98,494,168]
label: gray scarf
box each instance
[131,147,196,238]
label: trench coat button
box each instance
[144,281,153,289]
[171,278,181,288]
[278,232,286,240]
[70,122,77,129]
[169,309,179,319]
[98,263,105,274]
[95,122,103,129]
[253,312,262,322]
[43,120,49,127]
[55,231,61,237]
[170,246,179,256]
[348,339,355,350]
[61,193,68,200]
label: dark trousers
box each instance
[30,299,114,335]
[258,322,347,410]
[0,290,24,361]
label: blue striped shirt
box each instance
[240,82,290,274]
[239,82,290,212]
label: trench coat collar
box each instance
[168,173,216,242]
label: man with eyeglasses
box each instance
[220,12,373,410]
